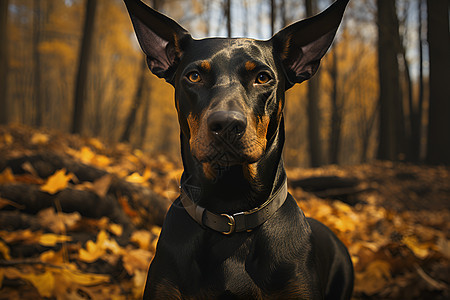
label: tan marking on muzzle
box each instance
[242,162,258,182]
[187,113,200,137]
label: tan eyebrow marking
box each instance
[201,60,211,71]
[245,61,256,71]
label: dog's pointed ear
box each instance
[271,0,349,89]
[124,0,192,84]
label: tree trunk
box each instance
[410,0,425,162]
[71,0,98,134]
[270,0,276,36]
[305,0,323,167]
[33,0,43,127]
[0,0,8,125]
[121,58,147,143]
[376,0,404,161]
[329,48,341,164]
[426,0,450,165]
[280,0,287,28]
[225,0,231,37]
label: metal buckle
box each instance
[220,214,235,235]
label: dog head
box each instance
[124,0,348,177]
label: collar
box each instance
[180,178,288,235]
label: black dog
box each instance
[124,0,353,298]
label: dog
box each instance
[124,0,353,298]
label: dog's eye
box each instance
[255,72,271,84]
[187,71,201,83]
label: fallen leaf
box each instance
[0,229,35,244]
[30,132,49,145]
[436,236,450,259]
[132,270,147,299]
[59,268,109,286]
[402,235,431,259]
[38,207,81,234]
[131,230,152,250]
[122,249,152,275]
[88,138,104,150]
[0,240,11,260]
[0,167,15,184]
[125,168,151,184]
[354,260,391,295]
[92,174,112,198]
[39,233,72,246]
[118,196,138,218]
[40,249,66,265]
[108,223,123,236]
[40,169,73,194]
[21,161,38,176]
[0,133,13,145]
[0,197,25,210]
[78,230,123,263]
[22,270,55,298]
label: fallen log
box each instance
[1,153,170,227]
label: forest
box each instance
[0,0,449,299]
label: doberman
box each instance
[124,0,353,298]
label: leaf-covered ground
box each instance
[0,125,449,299]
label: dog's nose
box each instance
[207,111,247,139]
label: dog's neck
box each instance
[180,119,287,214]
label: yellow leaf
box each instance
[88,138,104,150]
[354,260,391,295]
[78,230,122,263]
[39,234,72,246]
[0,229,35,244]
[0,167,15,184]
[79,240,105,263]
[108,223,123,236]
[22,270,55,298]
[40,169,73,194]
[93,154,111,168]
[30,132,49,145]
[0,133,13,145]
[40,250,65,265]
[125,168,151,184]
[122,249,152,275]
[79,146,95,164]
[402,235,431,259]
[131,230,152,250]
[0,240,11,260]
[132,270,147,299]
[59,268,109,286]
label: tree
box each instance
[33,0,43,127]
[411,0,425,162]
[376,0,405,161]
[121,58,147,143]
[270,0,276,36]
[0,0,9,125]
[225,0,231,37]
[305,0,323,167]
[426,0,450,165]
[328,47,341,164]
[71,0,98,134]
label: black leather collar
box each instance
[180,179,288,235]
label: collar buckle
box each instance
[220,214,236,235]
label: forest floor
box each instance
[0,124,449,299]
